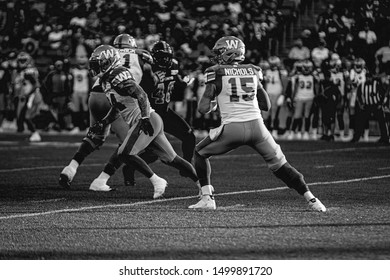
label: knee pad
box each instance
[264,144,287,172]
[84,128,106,149]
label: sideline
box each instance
[1,174,389,221]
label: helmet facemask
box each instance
[152,41,173,69]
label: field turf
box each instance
[0,132,389,260]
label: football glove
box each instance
[139,117,154,136]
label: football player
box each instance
[87,45,199,196]
[262,56,288,138]
[122,40,196,186]
[188,36,326,212]
[13,52,41,141]
[347,58,367,140]
[59,38,168,195]
[329,57,348,140]
[287,59,318,140]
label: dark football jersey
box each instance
[141,59,180,114]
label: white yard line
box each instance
[1,174,389,221]
[0,164,103,173]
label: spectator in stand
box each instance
[357,22,377,72]
[333,33,355,60]
[316,3,335,34]
[287,39,310,70]
[324,13,345,50]
[340,8,355,32]
[351,72,389,144]
[47,24,66,60]
[311,39,330,69]
[375,40,390,75]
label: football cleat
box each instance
[302,132,310,140]
[89,178,115,192]
[189,195,216,210]
[153,178,168,199]
[59,165,76,189]
[29,131,41,142]
[308,198,326,212]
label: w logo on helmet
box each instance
[100,49,116,59]
[226,40,239,49]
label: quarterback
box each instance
[189,36,326,212]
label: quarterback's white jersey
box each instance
[205,64,262,125]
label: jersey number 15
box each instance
[228,77,256,102]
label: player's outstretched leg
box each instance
[119,154,167,199]
[122,152,158,187]
[189,150,216,210]
[89,146,123,192]
[164,155,202,196]
[273,162,326,212]
[59,130,105,189]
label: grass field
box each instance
[0,132,390,260]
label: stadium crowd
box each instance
[0,0,389,143]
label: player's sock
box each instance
[149,174,163,184]
[200,185,214,196]
[194,151,211,186]
[166,156,198,182]
[69,159,79,170]
[182,130,196,162]
[303,191,315,201]
[273,162,309,195]
[73,140,96,165]
[96,172,110,184]
[103,147,122,176]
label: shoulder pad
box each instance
[109,67,134,87]
[251,64,261,71]
[204,65,219,83]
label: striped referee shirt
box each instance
[357,80,384,106]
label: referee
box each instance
[351,72,389,144]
